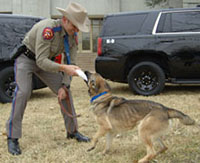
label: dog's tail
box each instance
[167,108,195,125]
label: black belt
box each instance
[23,46,35,61]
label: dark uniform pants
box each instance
[6,54,78,138]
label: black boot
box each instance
[7,138,21,155]
[67,131,90,142]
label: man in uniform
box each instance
[6,2,90,155]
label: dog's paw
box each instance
[87,146,95,152]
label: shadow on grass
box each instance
[30,88,55,100]
[110,83,200,96]
[162,85,200,95]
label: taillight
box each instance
[97,37,102,56]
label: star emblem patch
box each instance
[42,27,54,40]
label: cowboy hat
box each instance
[56,2,90,32]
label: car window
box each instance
[0,16,41,58]
[101,13,147,36]
[156,11,200,33]
[156,13,171,33]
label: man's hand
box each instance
[59,64,80,76]
[58,87,67,100]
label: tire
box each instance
[128,61,165,96]
[0,66,16,103]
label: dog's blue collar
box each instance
[90,91,108,103]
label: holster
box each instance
[11,44,35,61]
[11,44,26,60]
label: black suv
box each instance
[0,14,45,103]
[96,7,200,95]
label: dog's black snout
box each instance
[84,71,91,79]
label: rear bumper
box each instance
[95,56,126,82]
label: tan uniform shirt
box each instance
[23,18,78,85]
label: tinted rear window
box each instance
[101,13,147,36]
[0,16,41,59]
[157,11,200,33]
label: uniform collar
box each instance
[55,19,66,37]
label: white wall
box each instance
[120,0,151,12]
[3,0,51,17]
[51,0,120,16]
[119,0,183,12]
[0,0,12,12]
[169,0,183,8]
[17,0,50,17]
[183,0,200,7]
[0,0,199,17]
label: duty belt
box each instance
[23,46,35,61]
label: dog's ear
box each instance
[84,71,91,79]
[97,77,111,93]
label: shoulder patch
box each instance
[42,27,54,40]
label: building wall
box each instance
[121,0,153,12]
[52,0,120,17]
[0,0,12,13]
[0,0,200,17]
[183,0,200,7]
[120,0,183,12]
[169,0,183,8]
[12,0,51,18]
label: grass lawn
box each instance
[0,77,200,163]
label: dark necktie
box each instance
[64,34,70,64]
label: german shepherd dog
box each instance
[84,71,195,163]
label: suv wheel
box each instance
[128,61,165,95]
[0,66,16,103]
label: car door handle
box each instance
[160,40,174,43]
